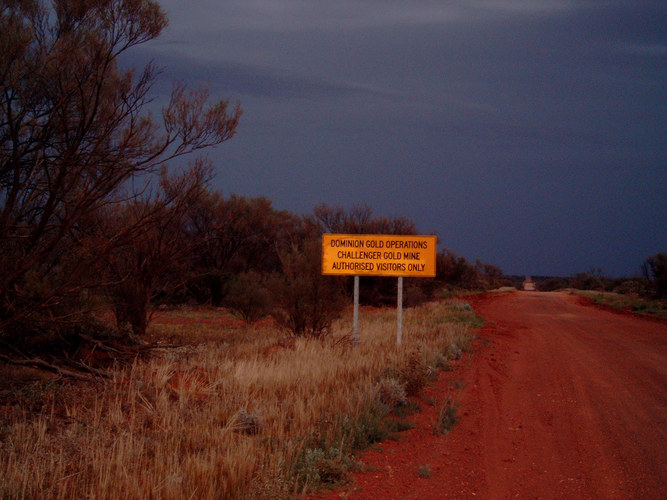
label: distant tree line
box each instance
[53,195,514,340]
[527,255,667,298]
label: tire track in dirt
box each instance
[318,291,667,499]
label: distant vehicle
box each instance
[523,277,536,291]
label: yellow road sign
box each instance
[322,234,437,277]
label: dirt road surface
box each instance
[319,291,667,499]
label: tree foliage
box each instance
[268,219,346,338]
[0,0,240,344]
[184,192,291,305]
[104,162,211,336]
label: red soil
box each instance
[314,291,667,499]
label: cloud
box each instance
[158,0,582,40]
[615,42,667,57]
[137,48,401,102]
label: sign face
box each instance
[322,234,437,277]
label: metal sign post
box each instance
[397,276,403,346]
[353,275,359,346]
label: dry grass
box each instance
[0,300,476,499]
[572,290,667,319]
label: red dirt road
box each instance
[321,291,667,499]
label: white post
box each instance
[353,275,359,347]
[397,276,403,346]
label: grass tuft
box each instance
[417,464,433,478]
[434,397,459,435]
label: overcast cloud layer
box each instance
[131,0,666,277]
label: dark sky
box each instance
[132,0,666,277]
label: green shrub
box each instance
[417,464,433,478]
[434,398,459,435]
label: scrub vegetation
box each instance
[529,253,667,301]
[0,300,477,498]
[529,254,667,319]
[571,290,667,320]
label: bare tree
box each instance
[0,1,241,341]
[314,203,417,235]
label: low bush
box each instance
[374,377,408,413]
[268,238,347,338]
[224,271,273,323]
[417,464,433,478]
[434,397,459,435]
